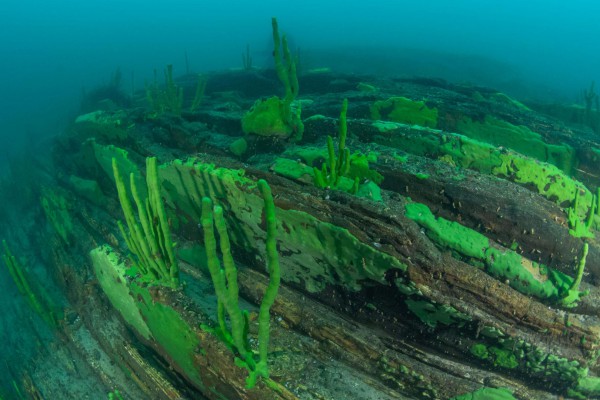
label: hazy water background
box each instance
[1,0,600,171]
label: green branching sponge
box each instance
[112,157,179,287]
[201,179,280,388]
[567,189,596,238]
[241,18,303,140]
[560,243,590,307]
[146,64,184,116]
[314,99,383,197]
[2,240,59,328]
[254,179,281,386]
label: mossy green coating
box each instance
[372,123,595,222]
[489,92,531,111]
[405,202,487,259]
[68,175,106,206]
[229,137,248,156]
[271,158,315,181]
[469,335,589,385]
[93,143,145,198]
[470,344,489,359]
[456,115,575,173]
[489,346,519,369]
[357,82,378,92]
[405,299,471,328]
[91,245,210,392]
[159,159,405,294]
[494,153,593,218]
[90,245,151,340]
[404,202,584,303]
[450,387,516,400]
[177,244,208,272]
[159,159,252,224]
[73,111,129,142]
[574,376,600,397]
[242,96,295,138]
[371,97,438,128]
[130,282,204,388]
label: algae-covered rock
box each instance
[242,96,302,138]
[371,96,438,128]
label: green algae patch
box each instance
[573,376,600,398]
[405,202,487,259]
[73,110,129,142]
[229,137,248,157]
[469,333,589,386]
[242,96,300,138]
[456,115,575,173]
[130,283,204,388]
[159,158,405,294]
[271,158,315,181]
[483,247,561,299]
[405,299,471,328]
[404,202,581,303]
[372,122,596,227]
[93,143,145,197]
[489,92,531,111]
[450,387,516,400]
[470,344,489,359]
[68,175,107,207]
[91,244,206,390]
[159,158,254,224]
[90,245,151,340]
[371,97,438,128]
[177,243,208,273]
[489,346,519,369]
[276,208,406,292]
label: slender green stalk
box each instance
[255,179,281,376]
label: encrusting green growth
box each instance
[241,18,303,140]
[112,157,179,287]
[2,240,59,328]
[201,179,280,388]
[371,96,438,128]
[107,389,124,400]
[405,202,588,307]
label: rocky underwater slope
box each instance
[2,21,600,400]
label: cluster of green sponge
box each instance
[112,157,179,288]
[201,179,280,388]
